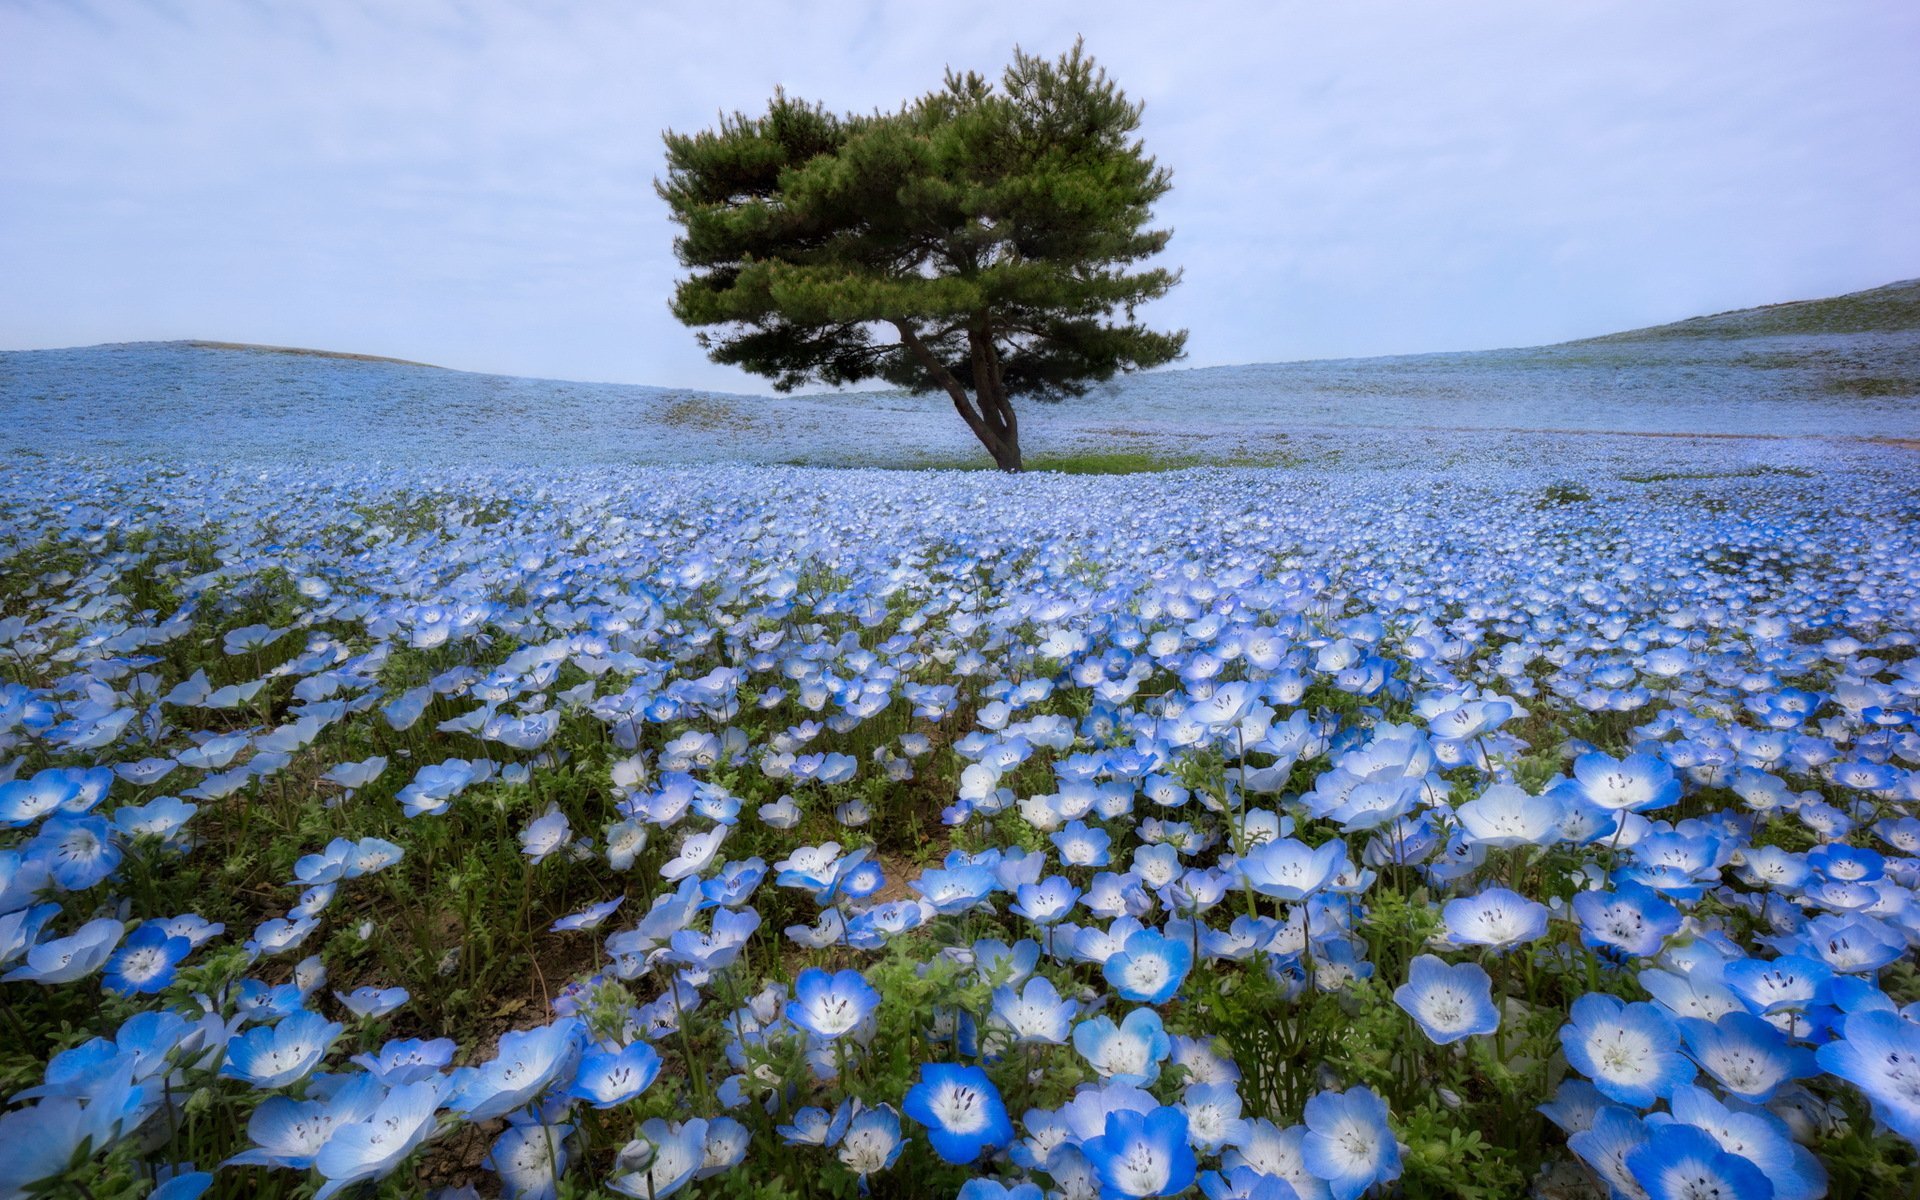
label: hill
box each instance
[1575,278,1920,343]
[2,279,1917,467]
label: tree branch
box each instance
[892,319,1000,453]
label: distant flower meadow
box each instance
[2,450,1919,1200]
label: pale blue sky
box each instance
[3,1,1917,391]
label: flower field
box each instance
[3,444,1920,1200]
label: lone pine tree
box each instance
[658,40,1185,472]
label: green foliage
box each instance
[659,39,1187,470]
[1538,482,1591,506]
[1396,1102,1528,1199]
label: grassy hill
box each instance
[1575,278,1920,343]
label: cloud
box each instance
[3,0,1917,389]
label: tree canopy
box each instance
[658,40,1186,471]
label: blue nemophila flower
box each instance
[1440,886,1548,951]
[153,912,224,947]
[1723,954,1833,1017]
[552,896,624,932]
[1641,963,1744,1023]
[1537,1077,1608,1136]
[1180,1081,1251,1153]
[835,1102,904,1181]
[787,967,881,1040]
[1625,1122,1773,1200]
[1013,876,1082,925]
[222,1074,384,1169]
[902,1063,1014,1164]
[1805,842,1884,884]
[519,806,572,864]
[1560,993,1694,1108]
[449,1019,584,1121]
[101,922,191,994]
[775,1105,847,1147]
[604,818,650,870]
[1454,783,1563,849]
[774,842,844,892]
[1075,1008,1172,1086]
[321,754,388,792]
[3,916,124,985]
[293,839,356,885]
[19,1010,191,1100]
[990,974,1079,1045]
[1657,1084,1825,1200]
[1301,1086,1401,1200]
[1798,914,1906,974]
[1053,820,1113,867]
[0,901,58,969]
[569,1041,663,1108]
[485,1123,572,1200]
[149,1169,213,1200]
[1393,954,1498,1045]
[1239,837,1347,901]
[312,1077,445,1200]
[822,853,881,902]
[1734,844,1810,891]
[1815,1010,1920,1145]
[1573,751,1681,813]
[222,1010,343,1089]
[958,1181,1044,1200]
[1082,1105,1198,1198]
[1676,1010,1815,1103]
[1565,1103,1650,1199]
[290,883,336,921]
[1197,1165,1300,1200]
[911,865,999,915]
[1103,927,1194,1005]
[973,937,1042,986]
[336,986,409,1018]
[1573,881,1682,958]
[699,1116,750,1177]
[32,813,122,890]
[0,770,82,827]
[344,837,403,877]
[112,795,197,841]
[352,1037,456,1085]
[757,795,803,829]
[660,825,730,882]
[396,758,477,817]
[0,1070,157,1195]
[1622,830,1724,900]
[666,907,760,971]
[245,915,320,958]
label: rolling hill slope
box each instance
[2,280,1916,466]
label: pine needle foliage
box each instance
[658,39,1186,471]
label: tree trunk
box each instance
[972,324,1022,472]
[892,319,1024,472]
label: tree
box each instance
[657,40,1186,472]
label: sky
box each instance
[3,1,1918,393]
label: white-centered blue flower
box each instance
[990,973,1079,1045]
[1104,927,1194,1005]
[221,1010,343,1089]
[568,1041,663,1108]
[1082,1105,1198,1198]
[1301,1086,1401,1200]
[786,967,880,1040]
[1560,993,1694,1108]
[903,1063,1014,1164]
[1074,1008,1172,1086]
[1393,954,1499,1045]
